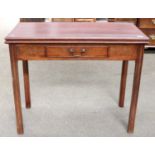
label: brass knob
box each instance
[81,48,86,52]
[152,19,155,25]
[69,48,75,52]
[149,35,155,40]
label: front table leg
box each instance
[128,47,144,133]
[9,45,24,134]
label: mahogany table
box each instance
[5,22,149,134]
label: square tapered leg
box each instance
[23,60,31,108]
[128,46,144,133]
[119,61,128,107]
[9,45,24,134]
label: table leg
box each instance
[23,60,31,108]
[9,45,24,134]
[119,61,128,107]
[128,46,144,133]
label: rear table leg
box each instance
[23,60,31,108]
[119,61,128,107]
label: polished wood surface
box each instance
[6,22,149,134]
[5,22,148,44]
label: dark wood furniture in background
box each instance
[5,22,148,134]
[20,18,45,22]
[52,18,96,22]
[20,18,96,22]
[138,18,155,47]
[51,18,74,22]
[108,18,138,24]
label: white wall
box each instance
[0,17,19,48]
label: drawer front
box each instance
[15,45,138,60]
[46,46,108,58]
[139,18,155,28]
[140,28,155,45]
[109,45,138,60]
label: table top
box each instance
[5,22,149,44]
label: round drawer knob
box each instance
[69,48,74,52]
[81,48,86,52]
[152,19,155,25]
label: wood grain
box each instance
[9,44,24,134]
[5,22,149,44]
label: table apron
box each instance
[14,44,141,61]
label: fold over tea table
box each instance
[5,22,149,134]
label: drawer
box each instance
[46,46,108,58]
[140,28,155,45]
[139,18,155,28]
[16,45,45,59]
